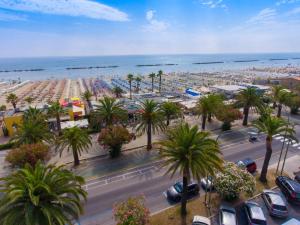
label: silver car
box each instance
[219,205,237,225]
[262,190,288,218]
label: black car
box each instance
[276,176,300,204]
[166,182,199,202]
[244,201,267,225]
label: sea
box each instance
[0,53,300,81]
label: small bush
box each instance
[114,196,150,225]
[214,162,256,201]
[5,143,50,168]
[0,142,15,150]
[98,126,132,158]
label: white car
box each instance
[192,215,211,225]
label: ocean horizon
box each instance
[1,53,300,81]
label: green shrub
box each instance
[215,162,256,201]
[5,143,50,168]
[0,142,15,150]
[98,126,132,158]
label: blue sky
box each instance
[0,0,300,57]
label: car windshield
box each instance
[174,183,183,193]
[273,204,287,211]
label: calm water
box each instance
[0,53,300,81]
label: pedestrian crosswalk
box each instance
[272,134,300,149]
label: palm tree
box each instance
[56,127,92,166]
[149,73,156,92]
[159,123,223,216]
[271,85,284,108]
[160,101,181,126]
[0,162,87,225]
[24,96,35,105]
[157,70,163,93]
[127,74,134,99]
[135,76,142,94]
[12,107,53,145]
[6,93,18,110]
[236,87,261,126]
[276,90,291,118]
[112,86,123,98]
[23,107,45,122]
[196,94,223,130]
[253,108,296,182]
[0,105,6,111]
[81,90,93,111]
[95,97,127,127]
[48,101,65,133]
[136,100,165,150]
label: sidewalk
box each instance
[269,154,300,177]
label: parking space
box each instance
[210,188,299,225]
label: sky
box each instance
[0,0,300,57]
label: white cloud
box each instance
[287,7,300,15]
[143,10,168,32]
[276,0,300,6]
[247,8,277,25]
[0,0,128,21]
[199,0,228,9]
[0,11,27,21]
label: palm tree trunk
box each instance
[159,76,162,93]
[181,169,188,216]
[56,114,61,134]
[129,82,132,99]
[277,104,282,117]
[152,78,154,92]
[147,122,152,150]
[202,114,207,130]
[73,150,80,166]
[13,103,16,110]
[166,115,170,126]
[208,113,212,122]
[260,137,272,182]
[243,106,249,126]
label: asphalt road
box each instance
[77,127,300,225]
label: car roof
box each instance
[286,179,300,192]
[246,203,266,221]
[265,191,286,206]
[281,218,300,225]
[241,158,255,165]
[221,209,236,225]
[193,216,211,225]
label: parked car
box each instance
[281,218,300,225]
[248,132,258,142]
[192,215,211,225]
[294,171,300,183]
[236,158,257,174]
[276,176,300,204]
[219,205,237,225]
[166,182,199,202]
[261,190,288,218]
[200,176,214,191]
[244,201,267,225]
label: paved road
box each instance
[78,130,300,225]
